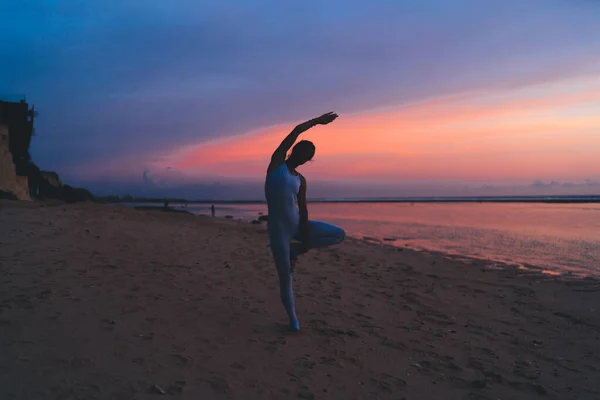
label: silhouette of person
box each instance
[211,204,215,218]
[264,112,346,332]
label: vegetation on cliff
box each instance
[0,99,95,202]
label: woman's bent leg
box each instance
[294,220,346,249]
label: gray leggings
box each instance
[269,220,346,331]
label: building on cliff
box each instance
[0,98,36,176]
[0,98,35,200]
[1,123,31,200]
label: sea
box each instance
[128,198,600,277]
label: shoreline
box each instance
[137,203,597,280]
[358,237,597,281]
[360,237,595,280]
[1,200,599,399]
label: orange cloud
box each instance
[100,74,600,184]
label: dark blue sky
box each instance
[2,0,599,197]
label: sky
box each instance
[2,0,600,199]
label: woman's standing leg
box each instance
[269,229,300,331]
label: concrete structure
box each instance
[0,124,31,200]
[0,99,36,175]
[0,99,36,199]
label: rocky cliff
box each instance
[0,98,96,203]
[37,169,96,203]
[0,125,31,200]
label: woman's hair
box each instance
[290,140,315,160]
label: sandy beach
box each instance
[1,201,599,400]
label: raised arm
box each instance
[267,112,338,174]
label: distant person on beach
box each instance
[211,205,215,218]
[265,112,346,332]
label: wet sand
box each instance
[1,201,599,399]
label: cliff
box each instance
[0,99,95,203]
[37,169,96,203]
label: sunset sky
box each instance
[2,0,600,198]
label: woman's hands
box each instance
[311,112,338,126]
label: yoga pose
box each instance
[265,112,346,332]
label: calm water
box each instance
[144,202,600,276]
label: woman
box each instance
[265,112,346,332]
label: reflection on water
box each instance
[166,202,600,276]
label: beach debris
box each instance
[251,220,261,224]
[286,372,301,381]
[362,236,381,242]
[148,384,166,395]
[258,215,268,222]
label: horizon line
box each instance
[100,194,600,204]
